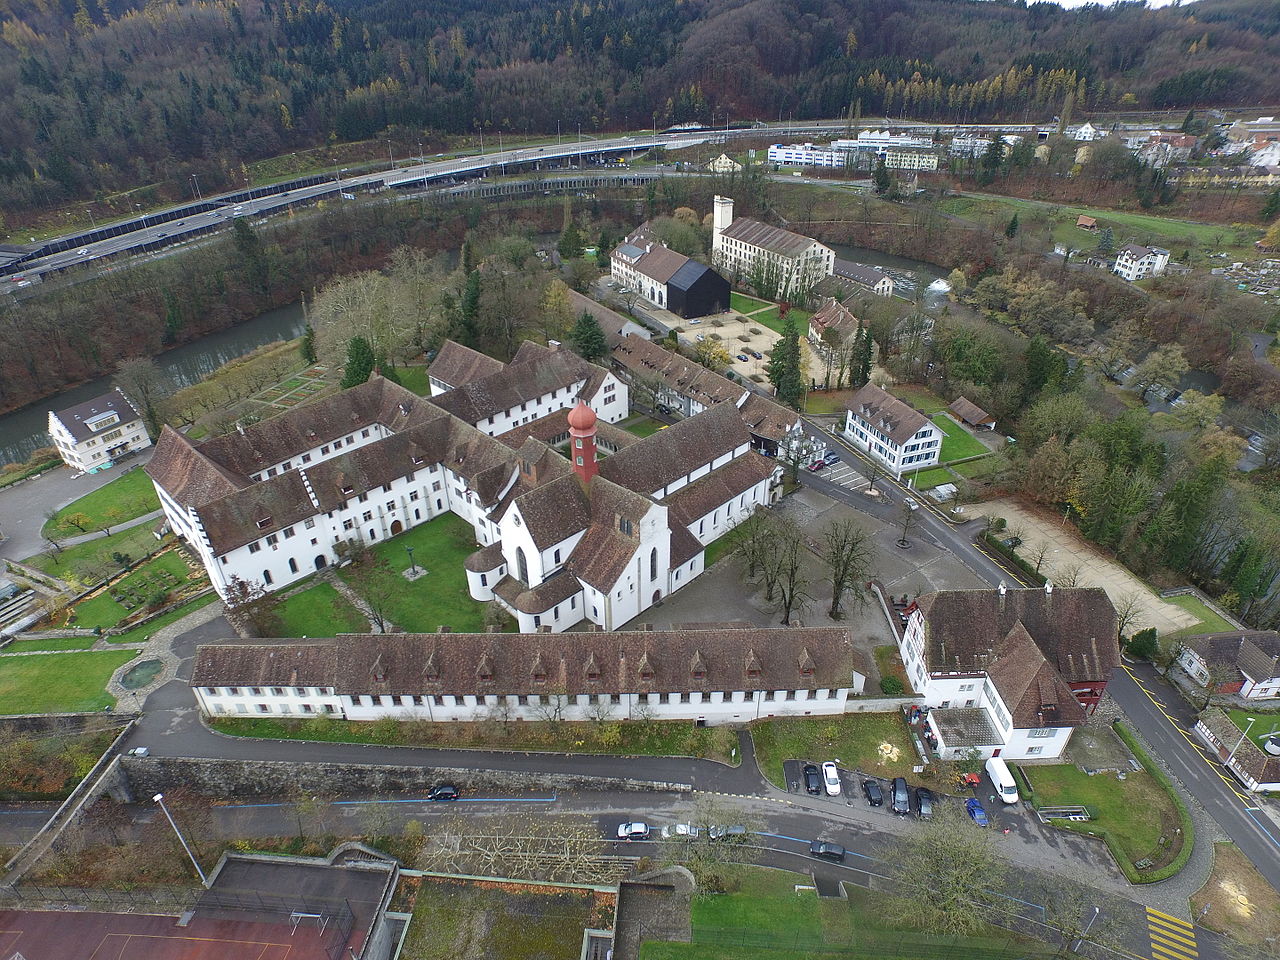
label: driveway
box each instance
[0,452,153,563]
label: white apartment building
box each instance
[710,195,834,301]
[1113,243,1170,282]
[191,626,867,726]
[48,388,151,473]
[833,130,934,151]
[767,143,849,169]
[843,382,942,475]
[883,150,939,171]
[888,583,1119,761]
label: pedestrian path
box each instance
[1146,907,1198,960]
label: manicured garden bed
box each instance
[2,636,97,652]
[105,592,218,644]
[69,550,193,630]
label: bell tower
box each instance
[567,401,599,484]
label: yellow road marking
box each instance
[1150,943,1197,960]
[1148,921,1196,946]
[1146,907,1192,929]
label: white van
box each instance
[986,756,1020,805]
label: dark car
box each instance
[966,798,989,827]
[1001,536,1022,549]
[750,350,763,360]
[823,451,842,464]
[802,764,822,795]
[810,841,846,862]
[736,354,750,362]
[890,777,911,816]
[656,403,672,415]
[862,779,884,806]
[914,786,935,819]
[428,783,460,801]
[807,459,827,471]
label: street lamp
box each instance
[153,793,207,885]
[1227,716,1257,767]
[134,203,149,229]
[406,545,417,575]
[190,174,203,202]
[386,139,396,170]
[85,208,97,230]
[1070,906,1100,953]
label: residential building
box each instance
[947,396,995,431]
[609,228,729,318]
[1071,122,1103,141]
[1176,631,1280,699]
[48,388,151,473]
[607,333,805,457]
[767,143,849,169]
[883,149,938,171]
[843,382,942,475]
[147,359,780,632]
[706,154,743,173]
[1113,243,1170,282]
[711,195,834,301]
[833,261,894,298]
[889,583,1119,761]
[189,625,868,726]
[1195,709,1280,792]
[808,297,861,346]
[949,137,993,158]
[1075,216,1097,231]
[833,130,933,151]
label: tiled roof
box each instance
[198,471,317,555]
[948,396,993,426]
[464,542,505,573]
[610,334,744,410]
[913,586,1119,683]
[428,341,505,389]
[847,383,932,446]
[431,347,600,426]
[808,297,859,340]
[567,290,633,348]
[599,402,748,496]
[720,218,821,257]
[663,452,777,529]
[569,523,640,590]
[635,246,690,284]
[52,388,143,443]
[984,622,1086,728]
[191,626,864,697]
[834,262,890,288]
[496,408,638,453]
[1183,631,1280,682]
[1200,709,1280,786]
[738,394,799,443]
[1117,243,1154,260]
[669,523,704,568]
[146,426,244,509]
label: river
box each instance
[0,302,306,466]
[828,243,950,308]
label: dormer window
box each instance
[256,517,272,529]
[618,516,633,536]
[638,651,655,681]
[690,650,707,680]
[423,652,440,681]
[477,653,494,682]
[798,647,816,678]
[341,485,354,496]
[411,455,424,465]
[584,652,600,683]
[531,652,547,685]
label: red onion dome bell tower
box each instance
[567,400,599,484]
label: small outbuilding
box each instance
[1076,215,1097,231]
[948,396,996,431]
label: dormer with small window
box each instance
[744,649,762,679]
[423,651,440,682]
[477,652,494,683]
[638,651,655,682]
[531,652,547,685]
[798,647,815,678]
[584,652,601,683]
[371,653,386,684]
[255,516,273,530]
[690,650,707,680]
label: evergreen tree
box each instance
[1095,226,1115,255]
[341,336,375,389]
[1262,189,1280,222]
[373,349,401,385]
[1004,212,1019,239]
[458,270,481,345]
[872,157,891,196]
[558,222,583,260]
[857,324,873,385]
[460,238,476,274]
[1023,335,1055,400]
[232,218,270,293]
[569,310,608,362]
[300,323,316,364]
[1180,109,1195,133]
[768,314,805,410]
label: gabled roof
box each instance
[192,643,339,688]
[599,402,748,496]
[634,246,690,284]
[431,347,598,426]
[52,387,143,442]
[1182,631,1280,683]
[834,262,890,288]
[146,426,244,509]
[1117,243,1155,260]
[610,334,745,410]
[984,621,1086,728]
[428,341,505,389]
[847,383,932,446]
[738,394,800,443]
[663,452,777,528]
[720,218,822,257]
[808,297,859,340]
[948,396,994,427]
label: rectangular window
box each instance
[362,429,370,438]
[304,518,316,529]
[302,453,312,464]
[1029,727,1055,739]
[1026,746,1044,756]
[362,511,373,522]
[226,687,240,696]
[321,445,330,454]
[343,519,355,530]
[333,439,342,450]
[386,501,395,512]
[283,527,295,539]
[248,542,261,554]
[257,704,270,713]
[271,687,283,696]
[409,490,420,502]
[265,533,278,547]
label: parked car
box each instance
[803,764,822,795]
[1266,736,1280,757]
[808,459,827,471]
[655,404,672,415]
[914,786,935,819]
[617,821,650,840]
[822,762,842,797]
[708,824,747,841]
[1000,536,1023,549]
[696,334,706,342]
[890,777,911,815]
[736,354,750,362]
[689,318,702,325]
[750,350,763,359]
[809,841,846,862]
[661,823,701,839]
[903,496,919,510]
[965,798,989,827]
[823,451,842,464]
[862,780,884,807]
[428,783,459,801]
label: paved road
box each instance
[1111,662,1280,890]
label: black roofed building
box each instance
[190,625,868,725]
[666,260,730,319]
[48,387,151,473]
[609,226,729,319]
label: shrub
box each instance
[1127,628,1159,661]
[750,327,762,336]
[880,676,905,695]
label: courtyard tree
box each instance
[885,801,1009,935]
[224,575,281,637]
[694,337,732,371]
[569,309,608,362]
[340,335,375,389]
[821,518,873,619]
[343,551,397,633]
[896,501,918,546]
[772,518,812,625]
[767,314,805,410]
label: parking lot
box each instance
[803,455,869,492]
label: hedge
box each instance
[980,531,1047,586]
[1110,720,1195,883]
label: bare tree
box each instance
[114,357,173,438]
[1054,561,1083,587]
[729,508,771,578]
[344,553,397,633]
[1022,878,1125,957]
[421,813,623,884]
[821,518,873,619]
[1029,541,1051,575]
[224,575,281,637]
[773,520,812,625]
[1113,591,1143,639]
[897,502,918,547]
[679,796,764,890]
[863,455,887,495]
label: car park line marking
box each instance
[1242,806,1280,850]
[221,794,558,808]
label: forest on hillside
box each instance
[1,0,1279,218]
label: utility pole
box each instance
[153,793,208,886]
[190,174,203,202]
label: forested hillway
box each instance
[1,0,1278,225]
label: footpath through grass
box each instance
[640,866,1047,960]
[210,714,738,762]
[274,581,368,637]
[43,468,159,539]
[24,525,159,584]
[0,649,138,714]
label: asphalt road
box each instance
[1110,662,1280,890]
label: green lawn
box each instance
[25,525,164,585]
[274,582,369,637]
[703,534,736,570]
[0,649,138,714]
[730,292,771,314]
[1164,594,1238,638]
[903,466,952,490]
[621,415,668,438]
[1226,709,1280,743]
[931,414,988,463]
[105,592,218,644]
[641,866,1045,960]
[339,514,491,632]
[804,390,852,415]
[888,384,948,415]
[44,468,160,540]
[211,714,737,761]
[951,456,998,479]
[2,636,98,652]
[1019,762,1181,869]
[69,550,193,630]
[395,366,432,396]
[751,713,930,789]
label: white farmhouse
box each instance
[711,195,834,301]
[887,583,1119,761]
[190,625,868,726]
[1113,243,1170,282]
[48,387,151,473]
[843,382,942,475]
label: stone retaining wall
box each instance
[119,756,692,800]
